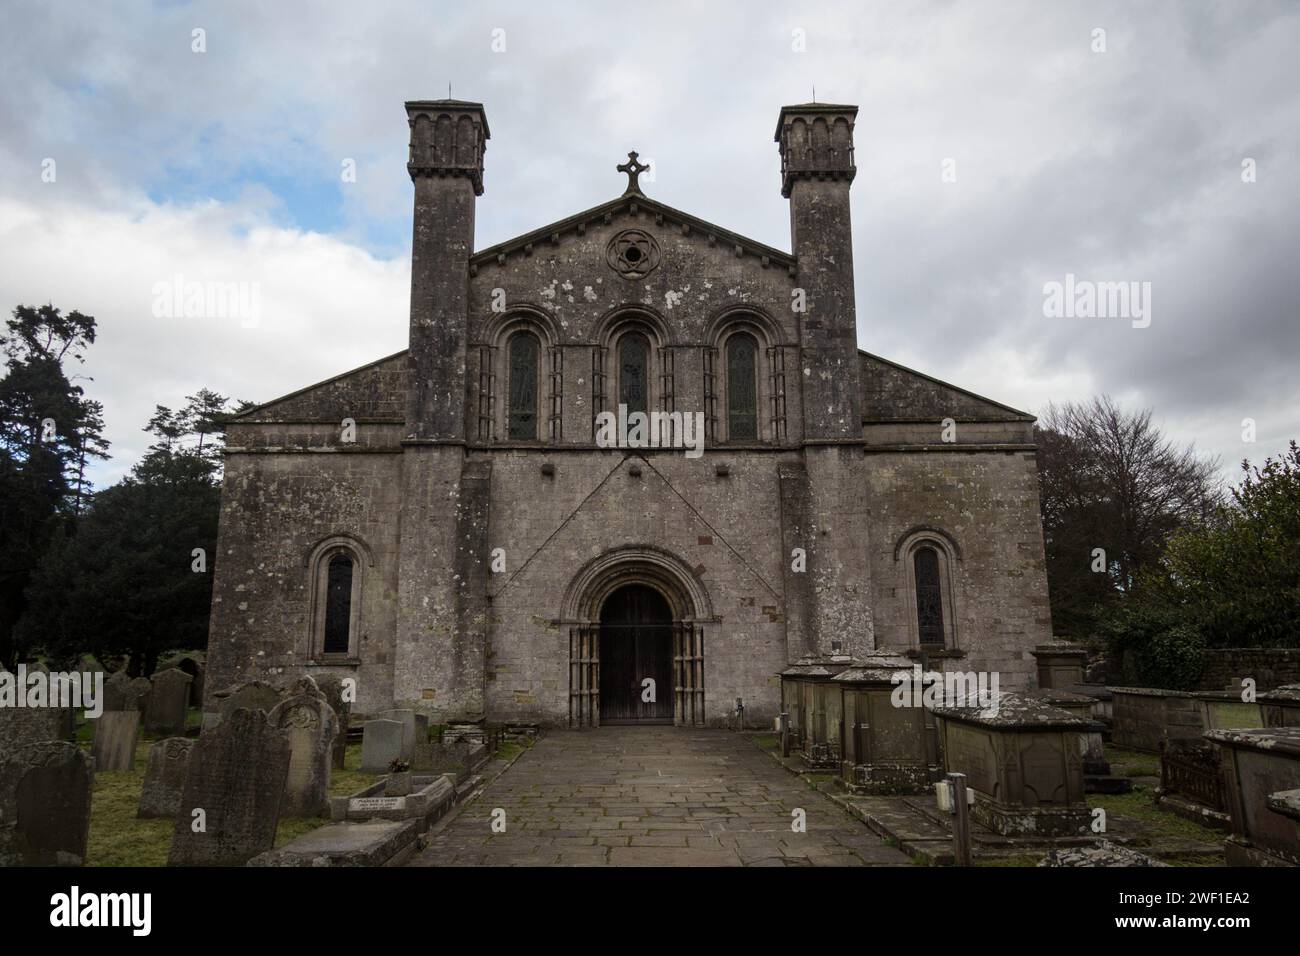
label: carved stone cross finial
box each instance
[617,151,650,195]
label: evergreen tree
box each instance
[0,304,108,667]
[15,390,245,674]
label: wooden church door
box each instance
[599,584,675,724]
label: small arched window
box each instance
[913,546,945,647]
[507,331,540,440]
[726,333,758,440]
[618,333,649,415]
[323,553,354,654]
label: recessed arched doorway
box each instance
[599,584,674,724]
[562,546,711,728]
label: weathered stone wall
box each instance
[205,430,402,715]
[1198,648,1300,692]
[483,448,790,725]
[863,447,1051,688]
[465,204,801,447]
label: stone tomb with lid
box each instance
[778,656,856,769]
[832,651,942,794]
[932,692,1094,837]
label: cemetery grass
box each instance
[1105,744,1160,779]
[493,737,534,762]
[1089,788,1222,843]
[85,724,378,866]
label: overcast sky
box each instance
[1,0,1296,488]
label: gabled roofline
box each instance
[858,348,1036,422]
[232,349,409,422]
[470,192,797,273]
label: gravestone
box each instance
[282,675,324,701]
[208,680,283,729]
[137,738,195,818]
[0,741,93,866]
[361,719,404,773]
[0,703,67,753]
[91,710,142,772]
[143,668,193,736]
[267,693,339,817]
[377,709,428,761]
[103,671,136,712]
[25,661,76,740]
[172,655,205,706]
[167,708,291,866]
[314,674,352,770]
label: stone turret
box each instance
[404,100,489,441]
[776,103,861,442]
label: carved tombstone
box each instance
[167,709,291,866]
[143,668,193,736]
[137,738,196,818]
[0,741,94,866]
[313,674,352,770]
[209,680,283,730]
[267,693,339,817]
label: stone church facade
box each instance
[204,99,1053,727]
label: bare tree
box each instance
[1036,396,1221,636]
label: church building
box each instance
[204,99,1054,727]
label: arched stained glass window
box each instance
[726,333,758,440]
[507,332,540,440]
[914,546,945,646]
[618,333,649,415]
[323,553,354,654]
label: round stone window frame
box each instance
[605,229,661,280]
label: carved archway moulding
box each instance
[560,544,714,624]
[562,545,712,728]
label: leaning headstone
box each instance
[361,719,404,773]
[167,709,291,866]
[314,674,352,770]
[143,668,193,736]
[0,741,93,866]
[137,738,195,818]
[267,693,339,817]
[91,710,142,772]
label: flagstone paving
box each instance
[409,726,911,867]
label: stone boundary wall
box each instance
[1197,648,1300,692]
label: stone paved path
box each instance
[409,726,911,866]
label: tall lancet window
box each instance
[618,333,649,415]
[914,546,945,646]
[507,331,540,440]
[726,333,758,440]
[323,553,354,654]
